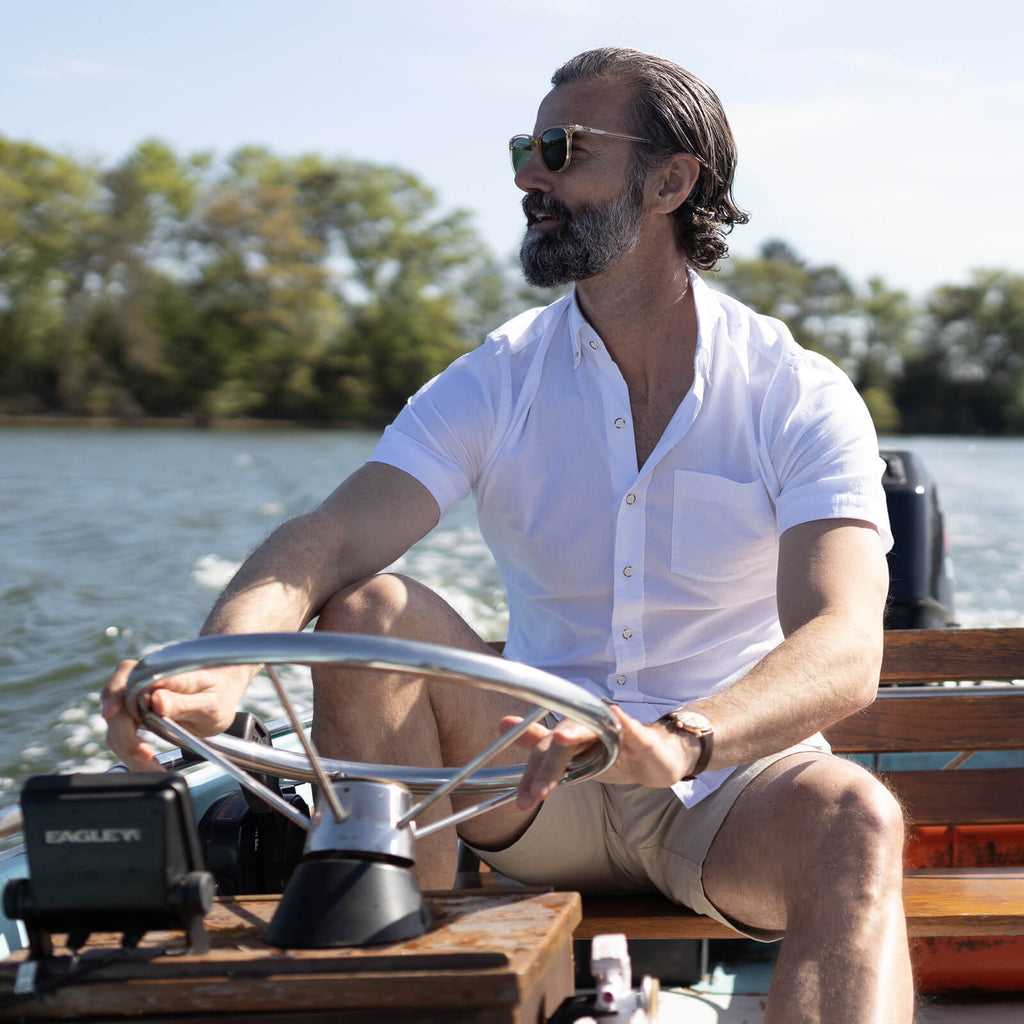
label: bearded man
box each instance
[104,47,912,1023]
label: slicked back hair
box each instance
[551,48,749,270]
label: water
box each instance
[1,428,1022,802]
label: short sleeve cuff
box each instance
[369,427,471,520]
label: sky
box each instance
[3,0,1023,298]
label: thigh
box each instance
[465,781,647,892]
[700,751,902,935]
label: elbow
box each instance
[849,625,884,713]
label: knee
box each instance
[315,573,415,636]
[799,769,906,886]
[843,775,905,865]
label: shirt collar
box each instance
[567,287,588,369]
[689,270,717,387]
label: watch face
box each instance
[673,711,712,735]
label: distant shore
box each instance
[0,414,373,431]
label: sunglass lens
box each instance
[539,128,569,172]
[510,136,532,172]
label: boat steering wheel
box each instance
[124,633,621,839]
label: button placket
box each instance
[611,476,646,690]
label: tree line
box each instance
[2,135,1022,433]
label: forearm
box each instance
[200,463,440,640]
[683,611,882,771]
[200,514,340,638]
[103,463,441,768]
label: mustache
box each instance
[522,193,572,223]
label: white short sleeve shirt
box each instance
[370,272,892,803]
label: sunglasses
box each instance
[509,123,654,174]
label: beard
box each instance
[518,174,646,288]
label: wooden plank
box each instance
[826,690,1024,752]
[881,628,1024,684]
[574,870,1024,941]
[0,892,580,1022]
[575,894,741,940]
[881,767,1024,825]
[903,868,1024,937]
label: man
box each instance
[104,48,912,1022]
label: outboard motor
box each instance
[880,449,956,629]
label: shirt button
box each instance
[621,627,633,640]
[615,674,627,686]
[589,339,599,350]
[622,566,634,577]
[625,493,636,505]
[614,417,626,429]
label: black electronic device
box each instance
[198,713,309,897]
[2,773,214,958]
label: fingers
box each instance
[148,685,235,735]
[105,714,164,772]
[100,659,137,721]
[101,660,165,771]
[101,659,247,771]
[502,705,688,796]
[503,716,599,811]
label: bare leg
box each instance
[310,573,540,889]
[702,753,913,1024]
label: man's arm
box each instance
[507,518,889,807]
[102,462,441,769]
[678,517,888,769]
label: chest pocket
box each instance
[670,470,777,583]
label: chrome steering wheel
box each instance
[124,633,621,840]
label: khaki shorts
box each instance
[466,742,824,941]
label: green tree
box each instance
[292,156,500,419]
[853,278,922,434]
[900,270,1024,434]
[182,151,339,419]
[716,240,859,370]
[64,140,211,417]
[0,138,101,412]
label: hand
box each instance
[101,659,252,772]
[500,704,698,811]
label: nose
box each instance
[513,145,553,194]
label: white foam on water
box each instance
[191,554,241,591]
[241,663,313,722]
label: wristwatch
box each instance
[658,709,715,780]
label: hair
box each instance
[551,47,749,270]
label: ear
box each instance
[650,153,701,215]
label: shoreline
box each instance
[1,414,1011,438]
[0,414,374,432]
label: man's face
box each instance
[515,78,650,288]
[519,174,645,288]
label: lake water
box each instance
[1,428,1022,803]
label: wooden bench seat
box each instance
[574,868,1024,940]
[474,628,1024,947]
